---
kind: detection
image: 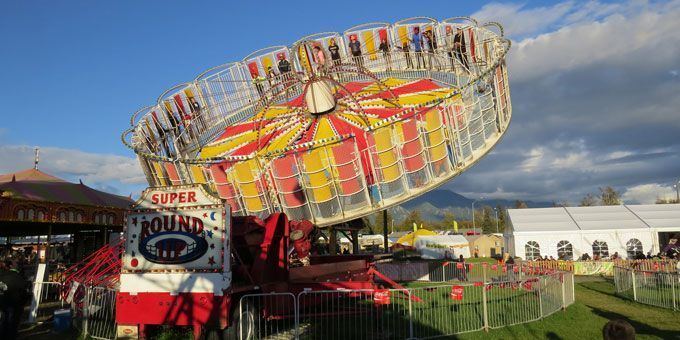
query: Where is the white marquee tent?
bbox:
[414,235,471,259]
[505,204,680,260]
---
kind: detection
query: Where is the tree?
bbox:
[579,193,597,206]
[480,206,494,234]
[599,186,621,205]
[496,204,506,232]
[400,210,424,231]
[440,212,458,231]
[514,200,528,209]
[374,210,393,233]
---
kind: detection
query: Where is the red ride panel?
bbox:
[116,292,231,328]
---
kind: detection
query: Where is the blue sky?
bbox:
[1,0,679,204]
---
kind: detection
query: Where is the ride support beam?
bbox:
[329,227,337,255]
[351,230,359,254]
[383,210,388,253]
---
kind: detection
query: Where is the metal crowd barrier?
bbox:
[614,266,679,311]
[239,270,575,339]
[26,282,117,340]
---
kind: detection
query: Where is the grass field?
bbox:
[457,277,680,340]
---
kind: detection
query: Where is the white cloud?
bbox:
[510,3,680,83]
[0,145,146,195]
[520,147,544,172]
[622,183,677,204]
[472,2,575,37]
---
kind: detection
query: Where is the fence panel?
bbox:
[614,266,679,311]
[540,274,564,317]
[239,292,297,340]
[409,284,484,338]
[84,286,117,340]
[486,278,541,328]
[297,289,411,340]
[634,271,677,310]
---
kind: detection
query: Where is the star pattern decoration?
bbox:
[203,213,208,218]
[206,230,213,239]
[210,244,215,249]
[208,256,215,266]
[132,217,138,226]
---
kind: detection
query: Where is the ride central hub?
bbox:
[304,79,337,116]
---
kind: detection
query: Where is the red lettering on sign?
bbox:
[192,217,204,234]
[150,191,199,205]
[140,220,150,239]
[179,215,191,232]
[150,217,162,233]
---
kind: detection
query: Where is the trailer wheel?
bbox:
[221,300,257,340]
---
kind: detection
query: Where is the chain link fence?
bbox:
[614,266,679,311]
[239,271,575,339]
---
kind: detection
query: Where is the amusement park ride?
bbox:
[71,16,514,338]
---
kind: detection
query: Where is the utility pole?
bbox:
[494,207,499,233]
[472,197,484,235]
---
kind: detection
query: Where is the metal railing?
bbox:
[239,270,574,339]
[27,282,117,340]
[614,266,680,311]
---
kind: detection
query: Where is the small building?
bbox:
[414,234,471,259]
[465,234,504,258]
[505,204,680,260]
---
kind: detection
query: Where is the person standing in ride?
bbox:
[453,28,469,71]
[401,40,413,69]
[328,38,341,66]
[424,29,436,70]
[411,26,424,69]
[313,45,326,75]
[277,54,292,81]
[349,34,364,68]
[378,36,391,71]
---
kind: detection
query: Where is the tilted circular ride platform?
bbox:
[123,17,512,227]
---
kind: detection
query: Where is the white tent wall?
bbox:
[506,204,680,260]
[510,231,579,260]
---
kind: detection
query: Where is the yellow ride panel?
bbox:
[151,162,168,186]
[301,147,334,203]
[361,30,378,61]
[372,127,401,183]
[423,109,448,163]
[233,159,265,212]
[190,165,207,183]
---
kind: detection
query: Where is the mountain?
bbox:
[387,189,553,223]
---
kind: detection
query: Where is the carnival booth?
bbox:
[414,234,470,259]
